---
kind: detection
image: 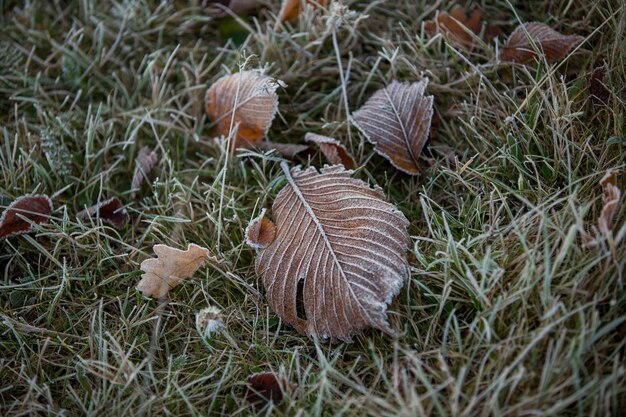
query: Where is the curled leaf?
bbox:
[501,22,583,64]
[195,305,224,338]
[131,146,158,198]
[352,80,434,175]
[305,132,355,169]
[244,372,288,409]
[0,195,53,240]
[247,163,410,342]
[424,5,498,50]
[245,209,277,249]
[254,141,310,158]
[137,243,215,299]
[77,198,128,229]
[206,71,280,148]
[204,0,258,17]
[278,0,332,23]
[598,170,621,236]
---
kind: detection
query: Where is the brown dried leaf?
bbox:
[351,80,434,175]
[246,209,277,249]
[247,162,410,342]
[305,132,355,169]
[137,243,215,298]
[131,147,158,198]
[254,141,310,158]
[501,22,583,64]
[424,5,496,50]
[278,0,332,23]
[244,372,288,409]
[204,0,258,17]
[206,71,280,148]
[598,170,621,236]
[0,195,53,240]
[77,198,128,229]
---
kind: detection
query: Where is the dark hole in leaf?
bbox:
[296,276,307,321]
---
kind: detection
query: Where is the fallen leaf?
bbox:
[247,162,410,342]
[501,22,583,64]
[278,0,332,23]
[195,305,224,338]
[598,170,621,237]
[351,80,434,175]
[244,372,288,408]
[424,5,499,50]
[305,132,355,169]
[246,208,277,249]
[137,243,215,298]
[0,195,53,240]
[204,0,258,17]
[77,198,128,229]
[131,146,158,198]
[206,71,280,148]
[254,141,310,157]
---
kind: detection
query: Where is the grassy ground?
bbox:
[1,0,625,415]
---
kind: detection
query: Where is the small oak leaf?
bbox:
[424,5,498,50]
[305,132,355,169]
[131,147,158,198]
[0,195,53,240]
[278,0,332,23]
[244,372,289,409]
[247,162,410,342]
[137,243,215,299]
[351,80,434,175]
[501,22,583,64]
[598,170,621,236]
[206,71,280,148]
[77,198,128,229]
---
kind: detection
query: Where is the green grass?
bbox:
[1,0,625,415]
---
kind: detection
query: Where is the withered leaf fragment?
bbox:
[278,0,332,23]
[501,22,583,64]
[598,170,621,236]
[131,147,158,198]
[247,163,410,342]
[77,198,128,229]
[137,243,215,299]
[244,372,288,409]
[352,80,434,175]
[245,209,277,249]
[206,71,280,148]
[424,5,499,50]
[204,0,258,17]
[254,141,310,158]
[305,132,355,169]
[0,195,53,240]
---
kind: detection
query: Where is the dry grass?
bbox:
[1,0,625,415]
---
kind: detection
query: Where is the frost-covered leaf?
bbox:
[131,146,158,198]
[254,141,310,157]
[204,0,258,17]
[598,170,621,236]
[245,208,277,249]
[247,162,410,342]
[244,372,289,409]
[195,305,224,338]
[305,132,355,169]
[351,80,434,175]
[77,198,128,229]
[0,195,53,240]
[137,243,215,298]
[501,22,583,64]
[278,0,332,22]
[424,4,499,50]
[205,71,280,148]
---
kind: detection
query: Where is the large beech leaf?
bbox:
[351,80,434,175]
[205,71,280,148]
[501,22,583,64]
[246,162,410,342]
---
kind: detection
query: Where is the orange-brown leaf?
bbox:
[501,22,583,64]
[424,5,482,50]
[137,243,215,299]
[0,195,53,240]
[305,132,355,169]
[77,198,128,229]
[351,80,434,175]
[205,71,279,148]
[245,209,276,249]
[278,0,332,23]
[598,170,621,236]
[247,163,410,342]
